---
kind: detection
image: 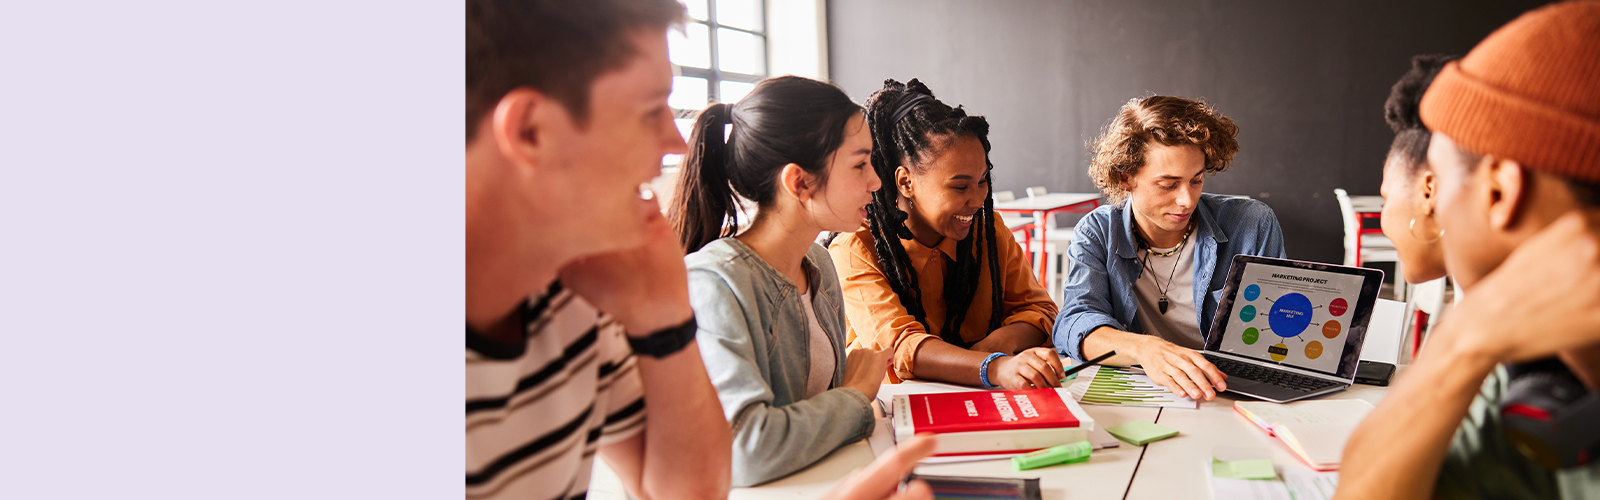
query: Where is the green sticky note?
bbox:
[1106,420,1179,445]
[1212,458,1277,480]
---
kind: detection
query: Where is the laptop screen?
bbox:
[1204,255,1384,379]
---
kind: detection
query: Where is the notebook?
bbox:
[1207,447,1340,500]
[1233,399,1375,471]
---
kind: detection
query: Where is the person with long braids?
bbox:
[830,79,1063,390]
[668,76,907,488]
[1054,96,1284,401]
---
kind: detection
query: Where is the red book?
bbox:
[892,388,1095,456]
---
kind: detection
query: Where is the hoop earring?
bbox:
[1410,218,1444,244]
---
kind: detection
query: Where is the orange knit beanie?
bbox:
[1420,0,1600,183]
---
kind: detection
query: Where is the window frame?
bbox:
[673,0,768,119]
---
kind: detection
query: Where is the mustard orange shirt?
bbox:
[828,215,1057,381]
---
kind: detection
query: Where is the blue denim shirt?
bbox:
[1053,193,1286,362]
[685,237,874,487]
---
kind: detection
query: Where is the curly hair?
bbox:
[1086,95,1240,204]
[1383,54,1459,176]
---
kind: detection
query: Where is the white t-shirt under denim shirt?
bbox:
[1133,232,1203,350]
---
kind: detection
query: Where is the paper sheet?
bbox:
[866,417,896,458]
[1359,298,1406,364]
[1281,465,1339,500]
[1211,476,1292,500]
[1208,447,1338,500]
[1209,448,1290,500]
[1067,365,1199,409]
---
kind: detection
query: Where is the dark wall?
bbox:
[827,0,1547,264]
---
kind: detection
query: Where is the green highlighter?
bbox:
[1106,420,1179,446]
[1011,441,1092,470]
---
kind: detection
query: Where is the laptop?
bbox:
[1200,255,1384,403]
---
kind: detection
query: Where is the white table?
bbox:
[1124,375,1395,499]
[729,403,1159,500]
[727,373,1396,500]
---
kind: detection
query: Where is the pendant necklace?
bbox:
[1137,222,1193,315]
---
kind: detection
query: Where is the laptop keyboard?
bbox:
[1203,354,1343,393]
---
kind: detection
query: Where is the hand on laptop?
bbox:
[1130,337,1227,400]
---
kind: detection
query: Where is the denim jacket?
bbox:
[685,237,874,487]
[1053,193,1286,362]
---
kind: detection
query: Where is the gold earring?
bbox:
[1409,218,1444,244]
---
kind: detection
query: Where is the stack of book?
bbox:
[891,388,1095,456]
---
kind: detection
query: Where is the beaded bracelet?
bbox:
[979,352,1009,389]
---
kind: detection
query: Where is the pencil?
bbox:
[1061,350,1117,379]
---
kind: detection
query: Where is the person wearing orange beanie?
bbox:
[1337,2,1600,499]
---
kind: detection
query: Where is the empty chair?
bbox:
[1025,186,1048,198]
[1335,188,1406,300]
[994,190,1017,203]
[1033,224,1075,303]
[1400,277,1450,362]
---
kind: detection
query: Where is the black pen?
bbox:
[1060,350,1117,381]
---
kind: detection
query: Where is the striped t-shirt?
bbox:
[466,282,647,500]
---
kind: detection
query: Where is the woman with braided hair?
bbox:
[829,79,1062,390]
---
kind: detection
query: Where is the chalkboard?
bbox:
[827,0,1546,264]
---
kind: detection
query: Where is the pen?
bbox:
[1060,350,1117,380]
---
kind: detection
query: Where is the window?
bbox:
[665,0,768,167]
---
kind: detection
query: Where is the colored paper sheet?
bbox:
[1066,366,1199,409]
[1105,420,1178,446]
[1213,458,1277,480]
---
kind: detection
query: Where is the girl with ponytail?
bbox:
[667,76,893,487]
[829,79,1062,390]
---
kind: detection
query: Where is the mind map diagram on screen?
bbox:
[1217,263,1366,374]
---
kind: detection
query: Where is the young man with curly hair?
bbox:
[1053,95,1285,401]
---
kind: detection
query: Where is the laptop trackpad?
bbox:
[1227,379,1301,402]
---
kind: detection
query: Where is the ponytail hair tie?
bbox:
[702,103,734,145]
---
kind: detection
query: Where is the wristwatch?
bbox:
[627,316,698,358]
